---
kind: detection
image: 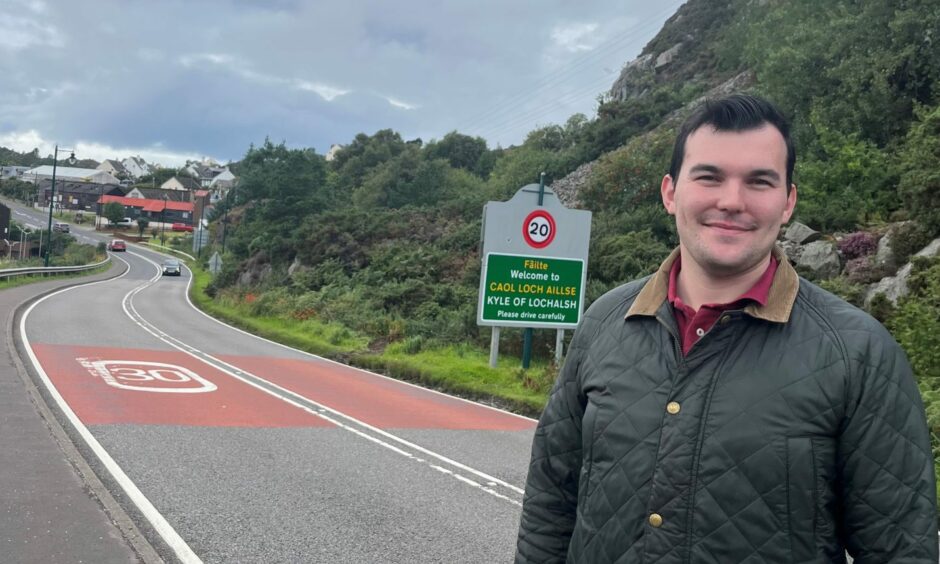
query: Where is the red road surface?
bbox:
[220,355,535,431]
[31,346,536,432]
[31,345,330,427]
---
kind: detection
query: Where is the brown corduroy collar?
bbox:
[625,245,799,323]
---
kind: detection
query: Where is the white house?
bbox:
[23,165,120,185]
[160,176,201,191]
[97,159,127,177]
[325,144,344,161]
[209,167,235,187]
[122,156,153,179]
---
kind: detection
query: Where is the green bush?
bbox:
[886,257,940,504]
[897,103,940,236]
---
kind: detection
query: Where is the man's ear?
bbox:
[661,174,677,215]
[782,182,797,223]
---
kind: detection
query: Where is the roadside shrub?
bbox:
[838,231,878,260]
[818,276,866,307]
[401,335,424,354]
[867,293,895,323]
[886,257,940,505]
[897,103,940,236]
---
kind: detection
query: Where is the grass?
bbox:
[188,265,552,417]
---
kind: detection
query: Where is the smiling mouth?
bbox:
[704,222,753,232]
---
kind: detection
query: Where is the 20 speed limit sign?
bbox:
[523,209,556,249]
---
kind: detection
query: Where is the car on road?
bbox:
[171,222,193,232]
[107,239,126,252]
[162,258,182,276]
[114,217,134,228]
[52,222,70,233]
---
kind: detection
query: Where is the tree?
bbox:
[104,202,125,226]
[424,131,488,172]
[136,218,150,237]
[137,168,187,187]
[898,103,940,236]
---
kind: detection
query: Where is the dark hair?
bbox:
[668,93,796,192]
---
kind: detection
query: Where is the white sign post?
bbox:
[478,180,591,367]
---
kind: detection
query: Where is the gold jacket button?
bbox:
[666,401,681,415]
[649,513,663,527]
[719,315,731,325]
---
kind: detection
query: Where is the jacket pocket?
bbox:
[786,436,838,563]
[787,437,816,561]
[580,396,600,500]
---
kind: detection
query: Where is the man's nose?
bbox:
[715,180,746,212]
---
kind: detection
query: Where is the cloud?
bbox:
[179,52,350,101]
[0,15,63,50]
[179,52,236,67]
[0,129,211,167]
[550,22,600,53]
[0,1,684,161]
[295,81,350,102]
[385,96,418,111]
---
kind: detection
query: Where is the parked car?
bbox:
[162,258,182,276]
[171,222,193,232]
[114,217,134,228]
[53,222,70,233]
[107,239,126,252]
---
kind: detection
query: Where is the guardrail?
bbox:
[0,257,111,280]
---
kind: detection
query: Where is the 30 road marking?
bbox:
[77,359,217,393]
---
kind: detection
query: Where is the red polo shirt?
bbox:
[668,255,778,356]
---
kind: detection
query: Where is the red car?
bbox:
[171,223,193,232]
[107,239,126,252]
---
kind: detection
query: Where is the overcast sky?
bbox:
[0,0,684,167]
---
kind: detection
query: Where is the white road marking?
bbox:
[18,262,204,564]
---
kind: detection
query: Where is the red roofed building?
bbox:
[98,194,195,225]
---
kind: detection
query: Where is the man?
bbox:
[516,94,937,563]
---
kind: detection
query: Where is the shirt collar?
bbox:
[627,245,798,323]
[667,254,778,310]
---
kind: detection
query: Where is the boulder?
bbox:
[873,221,911,272]
[778,239,803,265]
[797,240,841,280]
[655,44,683,69]
[288,257,307,277]
[784,222,821,244]
[550,160,595,208]
[865,236,940,306]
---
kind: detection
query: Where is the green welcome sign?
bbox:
[479,253,584,327]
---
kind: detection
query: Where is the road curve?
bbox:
[20,236,537,562]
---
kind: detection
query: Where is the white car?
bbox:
[115,217,134,228]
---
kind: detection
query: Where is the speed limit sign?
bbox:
[522,209,556,249]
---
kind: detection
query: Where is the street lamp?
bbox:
[44,145,76,266]
[161,194,168,246]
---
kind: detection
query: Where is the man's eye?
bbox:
[696,175,718,182]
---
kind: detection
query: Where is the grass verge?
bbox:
[0,262,111,291]
[188,265,551,417]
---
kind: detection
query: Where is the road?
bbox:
[8,200,537,563]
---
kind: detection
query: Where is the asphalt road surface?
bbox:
[13,202,537,563]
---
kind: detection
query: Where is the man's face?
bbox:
[661,124,797,278]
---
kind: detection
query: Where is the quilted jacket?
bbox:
[516,248,937,563]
